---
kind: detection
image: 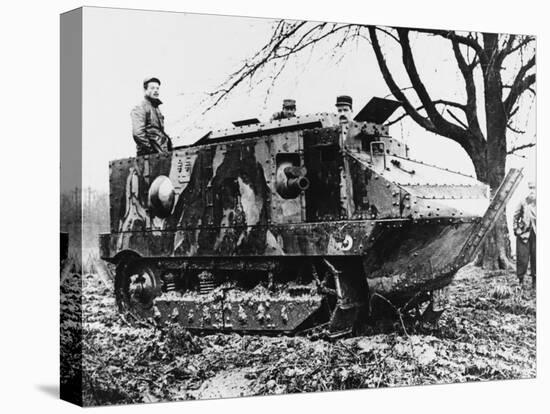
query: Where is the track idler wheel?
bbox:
[114,259,161,322]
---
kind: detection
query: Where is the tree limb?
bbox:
[498,35,535,62]
[446,109,469,129]
[504,58,536,116]
[506,123,526,134]
[497,34,516,63]
[451,38,483,139]
[507,142,536,154]
[385,99,466,126]
[410,28,486,62]
[376,26,400,43]
[368,26,435,132]
[274,24,355,59]
[397,28,470,144]
[204,22,359,112]
[204,21,308,111]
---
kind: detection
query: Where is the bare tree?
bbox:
[208,21,536,270]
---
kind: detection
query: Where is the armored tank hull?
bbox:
[100,105,521,334]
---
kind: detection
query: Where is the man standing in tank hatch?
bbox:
[270,99,297,121]
[513,181,536,288]
[335,95,353,124]
[131,76,173,156]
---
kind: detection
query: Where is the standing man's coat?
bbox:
[513,182,536,286]
[131,97,172,155]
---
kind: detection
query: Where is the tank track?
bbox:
[114,256,369,334]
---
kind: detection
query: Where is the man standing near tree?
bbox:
[513,181,536,288]
[131,76,173,156]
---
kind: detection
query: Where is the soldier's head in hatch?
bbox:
[143,76,161,100]
[282,99,297,118]
[336,95,353,123]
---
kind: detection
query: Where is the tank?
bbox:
[99,97,522,335]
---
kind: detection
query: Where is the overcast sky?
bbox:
[80,6,535,206]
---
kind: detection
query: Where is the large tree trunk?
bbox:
[474,38,514,270]
[474,134,514,270]
[473,143,514,270]
[475,215,514,270]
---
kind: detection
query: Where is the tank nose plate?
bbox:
[154,289,323,332]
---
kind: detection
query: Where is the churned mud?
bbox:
[63,264,535,406]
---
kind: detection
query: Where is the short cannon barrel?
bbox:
[275,162,310,199]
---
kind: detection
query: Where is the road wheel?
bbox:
[115,259,160,321]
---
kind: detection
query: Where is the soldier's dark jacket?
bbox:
[513,196,536,242]
[131,97,172,155]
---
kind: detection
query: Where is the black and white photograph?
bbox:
[56,3,538,409]
[0,0,550,414]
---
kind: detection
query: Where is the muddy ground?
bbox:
[63,265,536,406]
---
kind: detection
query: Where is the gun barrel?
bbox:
[287,176,310,192]
[276,162,309,199]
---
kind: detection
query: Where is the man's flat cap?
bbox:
[143,76,161,88]
[336,95,353,107]
[283,99,296,108]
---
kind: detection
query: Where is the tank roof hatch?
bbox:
[232,118,260,127]
[353,97,401,124]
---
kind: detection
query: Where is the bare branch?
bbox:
[203,21,357,112]
[498,34,517,62]
[376,27,400,43]
[383,86,414,99]
[451,38,483,138]
[278,22,327,53]
[275,24,353,59]
[446,109,469,129]
[203,21,308,111]
[504,54,536,116]
[506,123,526,134]
[385,99,466,126]
[368,26,435,132]
[397,28,470,142]
[507,142,536,154]
[410,28,486,61]
[499,35,535,61]
[385,112,409,127]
